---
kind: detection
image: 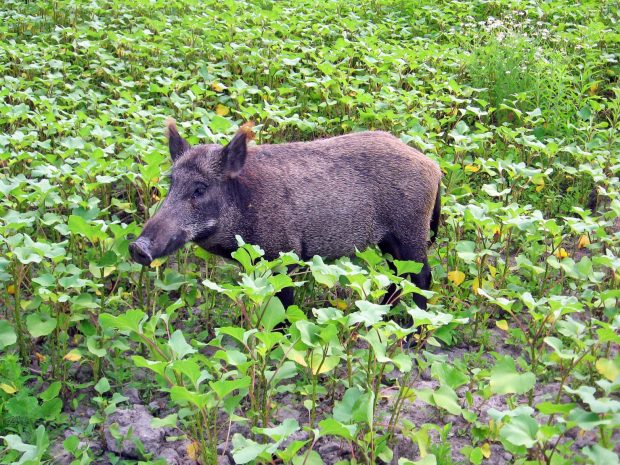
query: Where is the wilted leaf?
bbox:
[215,104,230,116]
[595,358,620,381]
[63,350,82,362]
[0,383,17,394]
[447,270,465,286]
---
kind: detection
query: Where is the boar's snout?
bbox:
[129,238,154,266]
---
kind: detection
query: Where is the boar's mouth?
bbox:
[129,231,188,266]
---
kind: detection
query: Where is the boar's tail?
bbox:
[429,181,441,245]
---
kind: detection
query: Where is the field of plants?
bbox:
[1,0,619,464]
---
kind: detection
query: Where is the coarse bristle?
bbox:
[165,117,177,137]
[239,121,256,140]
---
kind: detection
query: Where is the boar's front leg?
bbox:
[276,287,294,309]
[379,233,431,312]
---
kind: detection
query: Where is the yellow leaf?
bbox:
[596,358,620,382]
[472,278,484,295]
[286,348,308,368]
[215,104,230,116]
[186,441,200,460]
[481,443,491,459]
[496,320,508,331]
[310,355,340,375]
[488,264,497,278]
[447,270,465,286]
[335,299,348,311]
[35,352,46,362]
[429,293,440,305]
[577,235,590,249]
[464,164,480,173]
[589,82,599,96]
[150,258,166,268]
[7,284,15,295]
[64,350,81,362]
[532,177,545,192]
[0,383,17,394]
[555,248,568,259]
[211,82,224,92]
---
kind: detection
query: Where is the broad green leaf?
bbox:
[432,385,462,415]
[39,382,62,401]
[394,259,423,276]
[499,414,538,448]
[151,414,178,428]
[99,310,146,333]
[489,357,535,395]
[94,377,110,394]
[168,330,196,359]
[26,312,57,338]
[349,300,389,327]
[259,297,285,331]
[318,418,356,440]
[0,320,17,349]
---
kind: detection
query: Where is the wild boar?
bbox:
[130,120,442,310]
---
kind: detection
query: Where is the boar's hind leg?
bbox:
[379,234,431,311]
[276,287,294,310]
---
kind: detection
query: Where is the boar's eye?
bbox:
[192,184,207,199]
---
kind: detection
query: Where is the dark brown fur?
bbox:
[130,122,442,309]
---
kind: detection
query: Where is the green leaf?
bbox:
[0,320,17,349]
[86,336,107,357]
[293,450,324,465]
[209,115,233,133]
[231,434,270,464]
[63,435,80,453]
[170,360,202,386]
[170,386,209,409]
[432,385,462,415]
[254,418,300,441]
[431,362,469,389]
[499,414,538,448]
[6,394,39,420]
[40,398,63,419]
[583,445,619,465]
[151,414,178,428]
[39,381,62,401]
[394,259,423,276]
[349,300,389,327]
[26,312,57,338]
[260,297,285,331]
[99,310,146,333]
[489,357,535,395]
[94,377,110,394]
[168,330,196,360]
[210,376,251,400]
[67,215,106,242]
[132,356,168,377]
[399,455,437,465]
[318,418,356,440]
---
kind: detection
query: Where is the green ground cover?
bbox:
[0,1,619,464]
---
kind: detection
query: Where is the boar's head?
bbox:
[129,119,251,265]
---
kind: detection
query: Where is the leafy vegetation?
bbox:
[1,0,619,464]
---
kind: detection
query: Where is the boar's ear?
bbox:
[220,122,254,178]
[166,118,190,161]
